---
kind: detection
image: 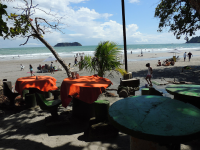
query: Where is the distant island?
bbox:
[186,36,200,43]
[54,42,82,47]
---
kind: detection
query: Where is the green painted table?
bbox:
[166,84,200,108]
[109,95,200,150]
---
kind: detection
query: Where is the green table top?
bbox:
[109,95,200,143]
[166,84,200,99]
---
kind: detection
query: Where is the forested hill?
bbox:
[54,42,82,47]
[186,36,200,43]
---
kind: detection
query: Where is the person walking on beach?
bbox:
[145,63,153,86]
[74,57,78,66]
[29,64,33,76]
[183,52,187,61]
[141,49,143,56]
[50,62,54,74]
[188,52,193,61]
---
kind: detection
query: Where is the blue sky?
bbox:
[0,0,196,48]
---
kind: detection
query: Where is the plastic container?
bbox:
[76,73,80,79]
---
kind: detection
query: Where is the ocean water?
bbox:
[1,43,200,61]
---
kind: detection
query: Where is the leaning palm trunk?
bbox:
[37,36,71,77]
[30,22,71,77]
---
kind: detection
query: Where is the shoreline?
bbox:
[0,48,199,62]
[1,44,200,61]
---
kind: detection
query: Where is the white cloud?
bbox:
[126,32,186,44]
[0,0,187,48]
[69,34,84,37]
[128,0,140,3]
[26,43,43,46]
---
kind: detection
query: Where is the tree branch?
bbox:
[19,35,32,46]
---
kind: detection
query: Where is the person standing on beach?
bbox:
[141,49,143,56]
[183,52,187,61]
[21,64,24,71]
[74,57,78,66]
[131,51,132,54]
[188,52,193,61]
[50,62,54,74]
[145,63,153,86]
[29,64,33,76]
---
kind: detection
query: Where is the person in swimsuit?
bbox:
[145,63,153,86]
[50,62,54,74]
[29,64,33,76]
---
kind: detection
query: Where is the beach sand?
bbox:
[1,50,200,88]
[1,50,200,149]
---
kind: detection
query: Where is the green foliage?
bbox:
[79,41,124,77]
[0,3,8,36]
[0,2,34,39]
[154,0,200,41]
[186,36,200,43]
[4,14,32,39]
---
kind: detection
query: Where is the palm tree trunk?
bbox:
[29,22,71,77]
[37,36,72,77]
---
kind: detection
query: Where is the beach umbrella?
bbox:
[43,56,57,62]
[168,49,181,56]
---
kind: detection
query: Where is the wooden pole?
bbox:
[121,0,128,72]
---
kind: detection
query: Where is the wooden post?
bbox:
[25,93,37,108]
[22,89,29,99]
[123,72,132,80]
[72,97,95,120]
[94,100,110,122]
[141,88,149,95]
[121,0,128,72]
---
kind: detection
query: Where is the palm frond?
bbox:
[80,41,124,77]
[115,68,127,76]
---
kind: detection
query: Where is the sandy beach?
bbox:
[1,49,200,88]
[1,50,200,150]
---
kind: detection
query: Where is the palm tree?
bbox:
[79,41,126,77]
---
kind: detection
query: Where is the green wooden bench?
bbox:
[25,93,37,108]
[94,100,110,122]
[35,93,61,118]
[166,84,200,108]
[142,87,163,96]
